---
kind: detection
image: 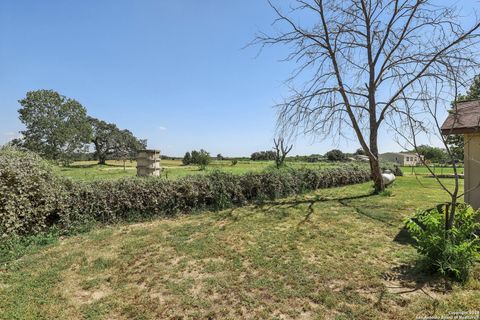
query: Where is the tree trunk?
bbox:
[370,157,385,193]
[92,139,105,165]
[368,135,385,193]
[446,161,460,231]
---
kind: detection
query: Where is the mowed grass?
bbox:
[1,176,478,320]
[54,159,336,181]
[400,165,464,176]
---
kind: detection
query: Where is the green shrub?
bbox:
[0,146,66,237]
[405,203,480,282]
[325,149,346,162]
[62,165,370,223]
[0,147,372,237]
[182,152,192,165]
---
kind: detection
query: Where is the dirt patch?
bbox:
[73,284,112,304]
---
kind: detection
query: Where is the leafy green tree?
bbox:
[458,75,480,101]
[191,150,200,164]
[325,149,346,162]
[217,153,224,160]
[446,135,464,162]
[89,117,119,165]
[186,149,211,169]
[18,90,92,164]
[89,117,145,165]
[112,129,147,168]
[250,150,276,161]
[195,149,211,170]
[413,145,447,163]
[354,148,365,156]
[182,152,192,165]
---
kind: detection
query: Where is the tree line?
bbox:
[13,89,146,165]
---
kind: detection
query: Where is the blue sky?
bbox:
[0,0,477,156]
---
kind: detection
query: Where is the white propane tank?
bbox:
[382,169,396,186]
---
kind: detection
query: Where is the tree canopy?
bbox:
[89,117,146,164]
[412,145,447,164]
[183,149,211,169]
[18,90,92,164]
[251,150,276,161]
[16,90,146,165]
[325,149,346,162]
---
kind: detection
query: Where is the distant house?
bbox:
[380,152,423,166]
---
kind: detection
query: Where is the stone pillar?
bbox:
[136,149,161,177]
[464,133,480,209]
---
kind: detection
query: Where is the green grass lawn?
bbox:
[54,159,337,181]
[58,159,461,183]
[1,176,477,320]
[400,165,464,176]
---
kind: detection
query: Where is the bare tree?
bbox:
[254,0,480,192]
[273,137,293,168]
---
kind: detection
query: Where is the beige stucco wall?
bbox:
[380,153,422,166]
[380,153,403,165]
[464,133,480,210]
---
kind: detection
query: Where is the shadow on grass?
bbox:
[393,227,415,245]
[62,163,98,169]
[381,263,452,299]
[62,162,135,169]
[252,192,384,225]
[337,196,398,227]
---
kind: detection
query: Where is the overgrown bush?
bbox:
[405,204,480,282]
[0,146,65,237]
[62,165,371,225]
[0,147,372,237]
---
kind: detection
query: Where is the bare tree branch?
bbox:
[254,0,480,192]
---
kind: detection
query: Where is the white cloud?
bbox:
[157,126,167,131]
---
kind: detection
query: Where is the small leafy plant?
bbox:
[405,203,480,282]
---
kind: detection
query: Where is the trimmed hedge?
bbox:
[2,147,395,237]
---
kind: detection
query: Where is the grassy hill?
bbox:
[0,175,477,320]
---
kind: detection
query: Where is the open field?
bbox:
[54,159,337,181]
[56,160,465,182]
[400,165,464,176]
[1,175,477,320]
